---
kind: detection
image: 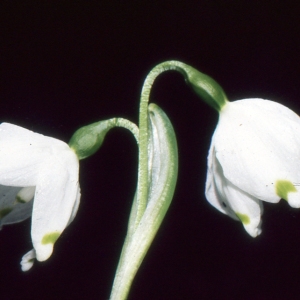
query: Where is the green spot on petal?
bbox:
[0,207,13,219]
[276,180,297,201]
[41,232,61,245]
[235,212,250,225]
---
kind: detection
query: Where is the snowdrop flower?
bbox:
[0,123,80,270]
[206,98,300,237]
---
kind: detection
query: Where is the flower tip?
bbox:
[286,193,300,208]
[239,222,262,238]
[275,180,300,208]
[235,212,262,237]
[35,244,54,262]
[245,226,262,238]
[20,249,36,272]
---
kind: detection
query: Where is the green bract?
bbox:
[110,103,178,300]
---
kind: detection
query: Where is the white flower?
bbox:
[0,123,80,270]
[205,99,300,237]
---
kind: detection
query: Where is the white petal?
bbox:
[20,249,36,271]
[0,123,69,187]
[67,185,81,226]
[31,147,80,262]
[214,99,300,205]
[205,142,238,220]
[217,171,263,238]
[0,185,33,227]
[206,143,263,237]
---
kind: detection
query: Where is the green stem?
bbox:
[136,59,227,223]
[111,118,139,144]
[136,64,172,227]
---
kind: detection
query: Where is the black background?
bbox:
[1,1,300,299]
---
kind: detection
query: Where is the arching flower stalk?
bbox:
[141,60,300,238]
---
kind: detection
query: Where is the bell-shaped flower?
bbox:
[0,122,80,270]
[206,98,300,237]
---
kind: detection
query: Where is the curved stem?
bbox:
[136,59,227,223]
[69,118,139,160]
[136,63,174,227]
[110,118,139,144]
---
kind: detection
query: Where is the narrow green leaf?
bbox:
[110,103,178,300]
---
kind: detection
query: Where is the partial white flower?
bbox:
[0,123,80,270]
[205,99,300,237]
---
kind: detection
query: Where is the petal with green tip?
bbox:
[0,123,81,265]
[214,99,300,204]
[206,144,262,237]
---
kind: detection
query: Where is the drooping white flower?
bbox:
[0,123,80,270]
[205,98,300,237]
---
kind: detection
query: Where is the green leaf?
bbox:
[110,103,178,300]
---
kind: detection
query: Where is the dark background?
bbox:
[1,1,300,299]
